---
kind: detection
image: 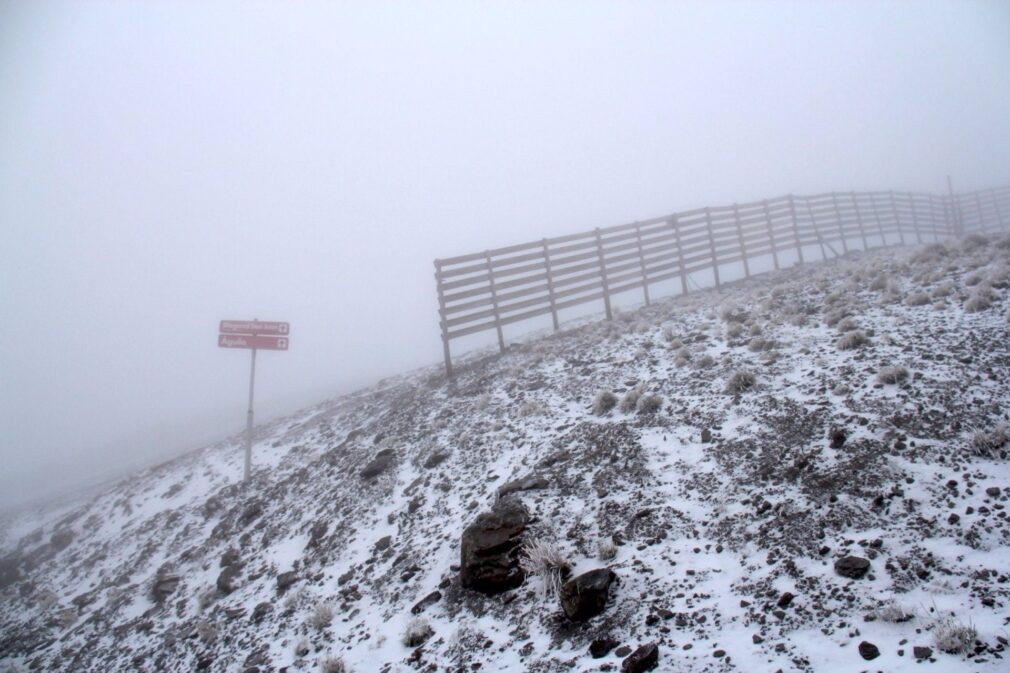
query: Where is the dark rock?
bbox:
[497,474,549,498]
[217,566,240,594]
[985,486,1001,498]
[834,556,871,579]
[151,574,180,602]
[50,530,74,552]
[0,556,21,590]
[713,649,725,658]
[251,602,272,623]
[752,634,764,644]
[240,502,263,525]
[276,571,298,593]
[560,568,616,621]
[361,449,397,478]
[221,548,241,568]
[829,427,847,449]
[411,590,442,614]
[621,642,659,672]
[459,497,529,594]
[375,535,392,552]
[777,591,795,608]
[423,451,450,469]
[590,637,620,658]
[913,645,933,659]
[701,428,712,443]
[858,641,880,660]
[403,620,433,647]
[614,646,632,657]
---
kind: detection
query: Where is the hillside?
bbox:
[2,235,1010,673]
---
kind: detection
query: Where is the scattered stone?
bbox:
[834,556,871,579]
[614,645,632,657]
[829,426,847,449]
[701,428,712,443]
[410,590,442,615]
[251,602,272,623]
[559,568,616,621]
[621,642,659,672]
[858,641,880,660]
[590,637,619,658]
[913,646,933,659]
[150,574,180,603]
[220,548,241,568]
[375,536,392,552]
[276,571,298,593]
[361,449,397,479]
[423,451,449,469]
[777,591,795,608]
[496,474,549,498]
[459,497,528,594]
[217,566,240,594]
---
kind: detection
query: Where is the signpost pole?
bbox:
[244,347,257,482]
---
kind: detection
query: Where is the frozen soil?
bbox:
[2,234,1010,673]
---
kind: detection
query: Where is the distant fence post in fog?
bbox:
[434,182,1010,378]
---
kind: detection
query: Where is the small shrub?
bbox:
[319,656,350,673]
[195,620,217,645]
[971,424,1009,457]
[835,317,859,333]
[964,272,983,287]
[869,274,890,291]
[719,302,743,322]
[931,282,953,298]
[725,322,744,339]
[910,243,948,263]
[964,293,991,313]
[636,394,662,414]
[877,365,909,385]
[961,233,989,252]
[931,614,977,654]
[748,337,776,352]
[597,539,617,561]
[836,330,869,351]
[518,399,544,417]
[870,599,914,623]
[519,538,570,598]
[667,336,684,349]
[832,383,850,396]
[592,391,617,415]
[749,323,762,336]
[788,313,808,327]
[725,369,756,394]
[619,386,642,413]
[294,639,310,657]
[824,308,851,328]
[674,346,691,367]
[402,617,434,647]
[905,292,930,306]
[308,601,335,630]
[695,354,715,369]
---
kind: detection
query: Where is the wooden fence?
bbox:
[434,183,1010,377]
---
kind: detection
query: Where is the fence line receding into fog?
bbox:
[434,183,1010,377]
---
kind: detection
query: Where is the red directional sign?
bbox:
[218,334,289,350]
[219,320,290,335]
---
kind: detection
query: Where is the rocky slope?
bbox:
[2,234,1010,673]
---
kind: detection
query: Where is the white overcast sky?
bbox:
[2,1,1009,510]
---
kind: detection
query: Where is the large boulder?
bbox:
[150,574,180,603]
[559,568,616,621]
[497,474,548,498]
[460,497,529,594]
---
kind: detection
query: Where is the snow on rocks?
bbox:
[2,234,1010,672]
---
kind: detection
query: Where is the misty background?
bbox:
[1,1,1009,511]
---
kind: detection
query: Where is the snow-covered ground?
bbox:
[2,234,1010,673]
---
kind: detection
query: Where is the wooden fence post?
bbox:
[870,192,886,246]
[831,192,848,254]
[930,193,942,242]
[733,203,750,277]
[434,260,453,378]
[542,238,559,331]
[993,189,1005,230]
[804,196,827,260]
[889,190,904,245]
[485,251,505,352]
[672,214,688,295]
[634,222,651,306]
[975,191,985,231]
[788,194,804,265]
[595,228,613,320]
[763,199,779,270]
[705,207,720,287]
[852,191,869,250]
[909,192,922,244]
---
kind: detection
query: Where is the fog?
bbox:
[1,0,1008,511]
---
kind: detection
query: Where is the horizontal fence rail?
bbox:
[435,183,1010,377]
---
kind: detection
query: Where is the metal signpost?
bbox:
[218,319,290,481]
